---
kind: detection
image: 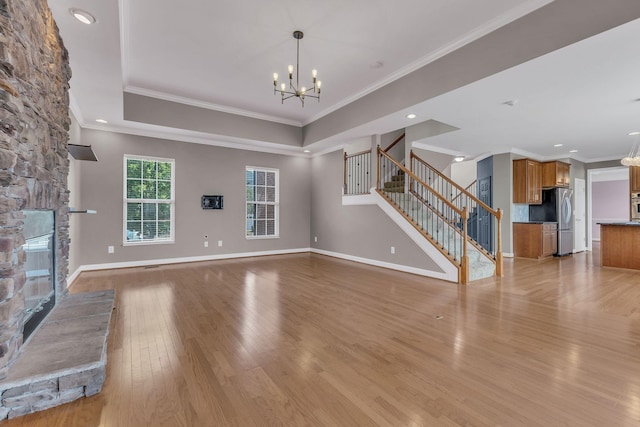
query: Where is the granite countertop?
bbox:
[513,221,558,224]
[598,222,640,226]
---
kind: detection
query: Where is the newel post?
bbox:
[496,208,504,277]
[461,206,470,285]
[343,151,348,194]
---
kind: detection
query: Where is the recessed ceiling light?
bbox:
[69,8,96,25]
[95,119,108,124]
[303,149,311,153]
[629,131,640,136]
[454,156,465,162]
[406,113,416,119]
[569,149,578,153]
[554,144,563,147]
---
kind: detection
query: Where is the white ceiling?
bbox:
[47,0,640,163]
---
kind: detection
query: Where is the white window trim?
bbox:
[123,154,176,246]
[245,166,280,240]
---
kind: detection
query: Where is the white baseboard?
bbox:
[68,247,457,285]
[503,252,515,258]
[72,248,312,275]
[311,248,456,282]
[66,268,83,287]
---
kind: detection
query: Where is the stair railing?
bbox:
[410,151,503,276]
[377,147,470,284]
[343,149,372,195]
[383,132,405,153]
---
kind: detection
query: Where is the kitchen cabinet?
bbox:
[513,222,558,259]
[513,159,542,204]
[630,166,640,192]
[542,161,571,188]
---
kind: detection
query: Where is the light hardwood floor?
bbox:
[5,248,640,426]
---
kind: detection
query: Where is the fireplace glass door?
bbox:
[22,210,55,340]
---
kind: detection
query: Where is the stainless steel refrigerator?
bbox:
[529,188,573,256]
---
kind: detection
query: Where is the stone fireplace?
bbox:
[0,0,72,379]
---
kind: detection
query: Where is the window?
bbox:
[123,155,175,244]
[246,167,279,238]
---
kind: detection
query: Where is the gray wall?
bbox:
[311,150,443,272]
[73,129,311,267]
[492,153,513,254]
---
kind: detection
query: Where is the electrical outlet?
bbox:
[204,241,208,248]
[390,246,395,254]
[314,236,318,243]
[108,246,114,254]
[218,240,223,247]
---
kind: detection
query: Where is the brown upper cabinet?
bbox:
[513,159,542,204]
[542,161,571,188]
[630,166,640,192]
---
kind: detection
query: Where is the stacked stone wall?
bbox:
[0,0,71,379]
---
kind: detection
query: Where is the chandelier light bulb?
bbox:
[312,69,317,78]
[273,73,278,81]
[280,83,285,93]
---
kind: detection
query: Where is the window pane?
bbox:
[143,161,157,180]
[143,203,157,221]
[256,171,265,186]
[157,221,171,238]
[266,220,275,236]
[256,220,266,236]
[127,180,142,199]
[266,205,274,219]
[256,186,265,202]
[256,204,266,219]
[266,172,275,186]
[158,181,171,199]
[246,215,255,236]
[126,222,142,240]
[266,187,275,202]
[158,203,171,220]
[246,170,255,185]
[127,203,142,221]
[143,180,157,199]
[246,186,255,202]
[158,162,172,180]
[142,222,157,240]
[127,159,142,179]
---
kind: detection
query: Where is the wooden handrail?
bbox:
[452,180,477,204]
[345,149,372,159]
[383,133,405,153]
[411,151,499,217]
[379,147,465,217]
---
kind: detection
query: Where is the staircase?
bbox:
[382,171,405,193]
[377,146,503,284]
[382,192,496,281]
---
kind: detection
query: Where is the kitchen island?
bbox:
[600,223,640,269]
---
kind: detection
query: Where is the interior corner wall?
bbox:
[74,129,311,267]
[67,115,82,276]
[491,153,513,255]
[310,149,444,274]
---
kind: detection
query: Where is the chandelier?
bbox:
[273,31,321,107]
[621,131,640,166]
